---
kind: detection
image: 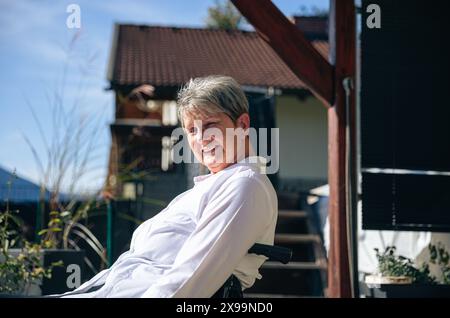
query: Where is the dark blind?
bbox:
[361,0,450,231]
[362,173,450,231]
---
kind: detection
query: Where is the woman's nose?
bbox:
[194,129,203,142]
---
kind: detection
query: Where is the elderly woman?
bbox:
[59,75,278,298]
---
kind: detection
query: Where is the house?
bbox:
[105,16,330,220]
[0,166,49,202]
[0,166,53,241]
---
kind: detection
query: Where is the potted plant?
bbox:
[0,173,103,296]
[15,34,111,295]
[0,183,62,297]
[36,209,90,296]
[364,245,450,298]
[428,242,450,284]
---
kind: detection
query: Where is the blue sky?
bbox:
[0,0,328,193]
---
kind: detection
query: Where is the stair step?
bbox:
[277,192,301,210]
[262,261,327,270]
[275,215,308,234]
[278,210,308,218]
[275,233,321,244]
[245,266,325,296]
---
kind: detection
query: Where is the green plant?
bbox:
[0,173,62,295]
[0,241,61,294]
[374,244,450,285]
[20,33,163,277]
[37,199,109,274]
[374,246,436,284]
[428,242,450,284]
[21,33,110,274]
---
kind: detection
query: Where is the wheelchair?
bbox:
[212,244,292,298]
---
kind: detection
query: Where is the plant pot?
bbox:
[41,249,85,295]
[365,274,413,285]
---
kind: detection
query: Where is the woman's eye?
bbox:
[204,122,216,128]
[187,122,217,134]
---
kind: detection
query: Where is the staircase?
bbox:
[244,193,328,298]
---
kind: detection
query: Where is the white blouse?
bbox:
[60,156,278,298]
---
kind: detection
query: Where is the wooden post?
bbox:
[327,0,355,298]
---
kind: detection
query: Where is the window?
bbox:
[162,101,178,126]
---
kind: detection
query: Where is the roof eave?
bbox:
[106,23,120,85]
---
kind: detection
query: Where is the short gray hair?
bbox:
[177,75,249,127]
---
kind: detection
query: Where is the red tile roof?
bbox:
[109,25,329,90]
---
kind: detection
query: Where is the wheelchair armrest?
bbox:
[214,244,292,298]
[248,243,292,264]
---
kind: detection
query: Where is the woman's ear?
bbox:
[236,113,250,130]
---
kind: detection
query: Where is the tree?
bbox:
[206,0,243,30]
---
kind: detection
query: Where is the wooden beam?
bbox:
[231,0,334,107]
[327,0,355,298]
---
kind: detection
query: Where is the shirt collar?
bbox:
[192,156,267,184]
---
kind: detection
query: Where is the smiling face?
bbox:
[183,110,250,174]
